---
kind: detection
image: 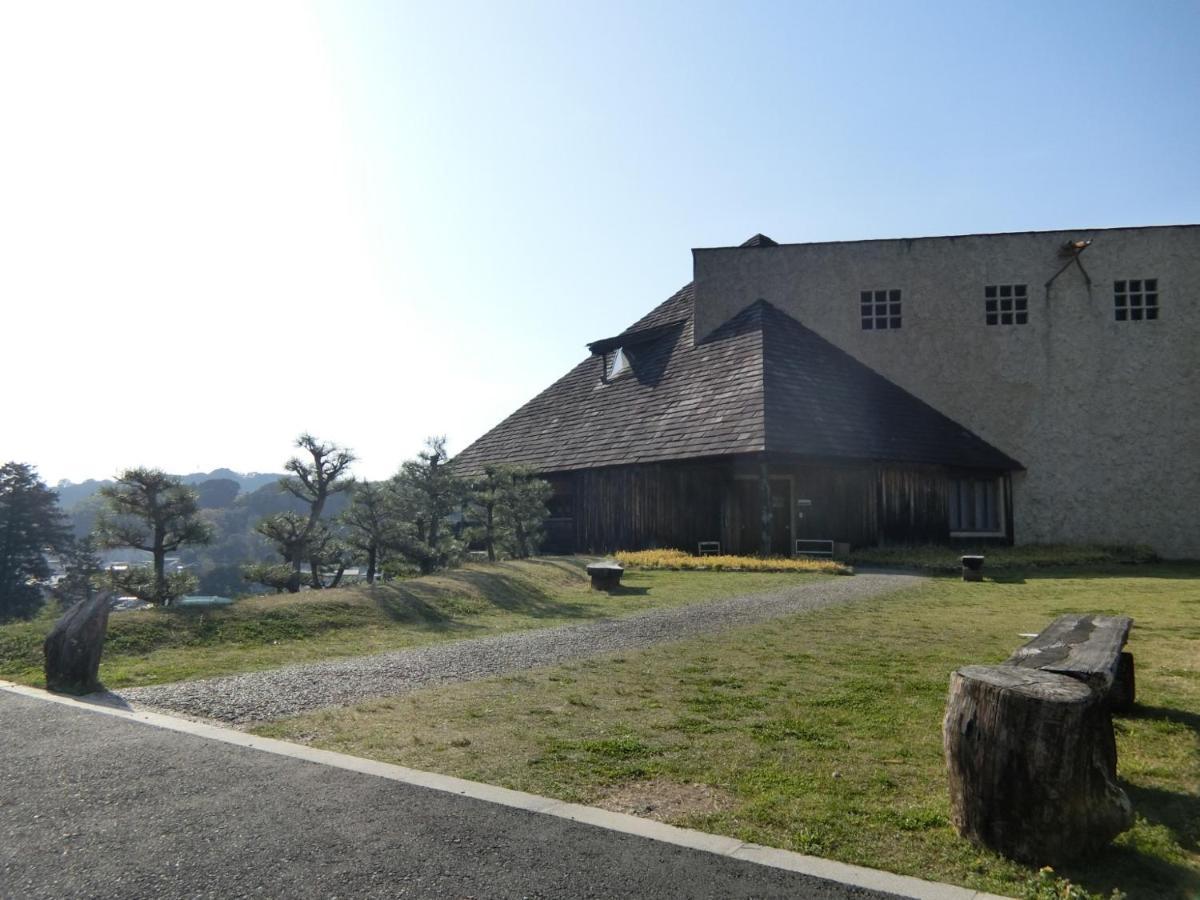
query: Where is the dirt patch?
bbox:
[595,777,737,823]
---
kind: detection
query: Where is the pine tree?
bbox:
[392,437,465,574]
[496,467,552,559]
[96,468,212,605]
[0,462,70,620]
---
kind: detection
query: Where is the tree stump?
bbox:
[44,592,110,695]
[943,665,1132,864]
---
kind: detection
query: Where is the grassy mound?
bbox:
[0,558,827,688]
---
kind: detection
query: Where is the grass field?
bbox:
[255,564,1200,899]
[0,559,826,688]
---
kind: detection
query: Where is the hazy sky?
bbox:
[2,1,1197,484]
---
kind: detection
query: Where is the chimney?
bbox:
[691,233,778,345]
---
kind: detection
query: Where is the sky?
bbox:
[2,1,1198,485]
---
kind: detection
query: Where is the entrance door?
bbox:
[734,477,793,555]
[769,478,792,555]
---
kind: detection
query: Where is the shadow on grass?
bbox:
[368,566,595,625]
[1056,840,1200,900]
[1047,703,1200,896]
[602,585,650,597]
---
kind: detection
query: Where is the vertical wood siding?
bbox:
[547,459,1003,553]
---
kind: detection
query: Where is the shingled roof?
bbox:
[453,286,1022,475]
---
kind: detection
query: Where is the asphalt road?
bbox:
[0,691,900,900]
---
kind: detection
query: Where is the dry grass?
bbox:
[257,564,1200,899]
[616,548,848,575]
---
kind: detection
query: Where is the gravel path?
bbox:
[118,572,924,724]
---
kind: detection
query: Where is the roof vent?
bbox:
[739,233,778,248]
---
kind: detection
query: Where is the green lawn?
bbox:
[0,559,826,688]
[255,564,1200,899]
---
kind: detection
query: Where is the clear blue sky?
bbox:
[3,1,1197,483]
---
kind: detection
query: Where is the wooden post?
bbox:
[943,665,1132,863]
[759,462,772,557]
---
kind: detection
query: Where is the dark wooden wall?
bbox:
[545,458,1009,554]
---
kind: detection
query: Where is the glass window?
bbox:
[1114,279,1158,322]
[949,478,1002,533]
[984,285,1028,326]
[861,289,902,330]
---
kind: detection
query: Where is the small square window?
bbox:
[984,284,1028,326]
[860,288,902,330]
[1114,279,1159,323]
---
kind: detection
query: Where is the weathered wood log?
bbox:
[1111,651,1136,713]
[1004,614,1133,698]
[43,592,110,695]
[944,665,1132,864]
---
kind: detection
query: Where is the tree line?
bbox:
[0,436,551,619]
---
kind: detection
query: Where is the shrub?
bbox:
[614,548,848,575]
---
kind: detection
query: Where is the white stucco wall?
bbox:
[693,226,1200,558]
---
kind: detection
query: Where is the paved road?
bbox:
[0,691,901,899]
[120,572,924,724]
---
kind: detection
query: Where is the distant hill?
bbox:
[54,469,287,509]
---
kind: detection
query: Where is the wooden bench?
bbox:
[943,613,1136,863]
[697,541,721,556]
[794,539,834,559]
[1003,613,1135,710]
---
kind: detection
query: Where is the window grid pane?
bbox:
[861,288,902,330]
[984,285,1028,326]
[1115,279,1159,323]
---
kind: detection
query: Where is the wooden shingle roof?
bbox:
[453,287,1021,475]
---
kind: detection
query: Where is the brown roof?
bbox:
[454,286,1022,475]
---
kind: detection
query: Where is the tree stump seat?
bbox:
[586,561,624,590]
[943,613,1136,864]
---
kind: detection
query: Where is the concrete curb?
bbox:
[2,680,1010,900]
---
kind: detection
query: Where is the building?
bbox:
[455,225,1199,559]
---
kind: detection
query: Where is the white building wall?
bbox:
[693,226,1200,558]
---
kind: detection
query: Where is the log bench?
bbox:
[943,613,1136,864]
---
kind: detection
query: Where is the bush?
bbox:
[614,548,848,575]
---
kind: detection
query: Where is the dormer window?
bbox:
[587,317,686,386]
[607,347,631,381]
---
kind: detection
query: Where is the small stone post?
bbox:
[44,591,110,695]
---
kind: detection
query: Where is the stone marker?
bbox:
[44,592,111,695]
[586,561,624,590]
[960,554,984,582]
